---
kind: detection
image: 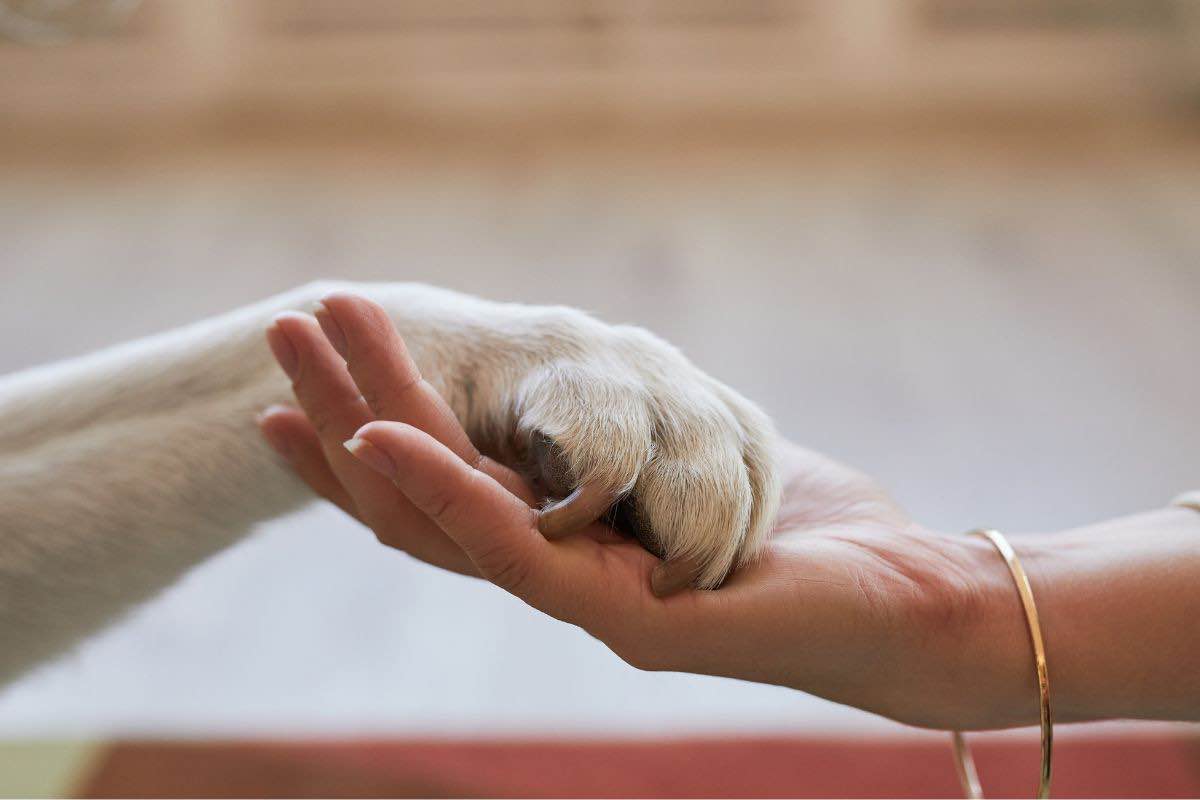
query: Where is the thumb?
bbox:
[345,421,555,599]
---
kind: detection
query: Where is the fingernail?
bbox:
[257,403,293,420]
[651,557,701,598]
[313,302,348,358]
[258,417,292,460]
[266,321,299,379]
[345,437,396,477]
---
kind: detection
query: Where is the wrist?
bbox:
[939,531,1044,730]
[952,526,1119,729]
[864,528,1040,731]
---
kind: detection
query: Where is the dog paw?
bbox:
[463,310,781,590]
[339,282,782,590]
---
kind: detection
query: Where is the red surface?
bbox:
[79,732,1200,798]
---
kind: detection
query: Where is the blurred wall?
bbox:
[3,0,1199,131]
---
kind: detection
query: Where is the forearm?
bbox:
[0,288,315,682]
[0,278,605,684]
[1024,506,1200,723]
[962,506,1200,729]
[0,387,305,682]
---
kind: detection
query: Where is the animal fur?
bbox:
[0,282,779,685]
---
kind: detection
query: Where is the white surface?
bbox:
[0,134,1197,736]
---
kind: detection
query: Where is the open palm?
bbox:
[261,294,1019,731]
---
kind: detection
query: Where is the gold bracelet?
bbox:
[1172,491,1200,514]
[951,529,1053,799]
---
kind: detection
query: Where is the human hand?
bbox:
[343,420,1036,730]
[259,293,1034,730]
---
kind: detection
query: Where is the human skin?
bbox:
[260,294,1200,730]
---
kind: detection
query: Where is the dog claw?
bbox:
[650,555,704,597]
[538,481,618,540]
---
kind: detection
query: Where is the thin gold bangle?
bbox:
[951,528,1053,799]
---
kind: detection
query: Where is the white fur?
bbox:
[0,282,779,686]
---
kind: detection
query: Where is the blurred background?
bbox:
[1,0,1199,796]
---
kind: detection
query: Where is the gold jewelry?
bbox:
[952,529,1053,799]
[1172,491,1200,514]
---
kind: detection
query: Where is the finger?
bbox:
[539,482,619,540]
[257,404,360,520]
[315,293,474,457]
[315,292,534,503]
[268,313,473,573]
[347,421,567,603]
[268,312,374,446]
